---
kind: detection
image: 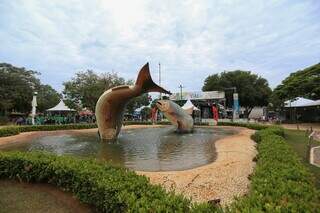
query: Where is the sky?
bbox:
[0,0,319,93]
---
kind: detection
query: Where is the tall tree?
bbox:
[63,70,150,112]
[0,63,60,115]
[36,84,61,112]
[272,63,320,106]
[202,70,272,117]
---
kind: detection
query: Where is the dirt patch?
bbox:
[138,127,256,206]
[0,180,93,213]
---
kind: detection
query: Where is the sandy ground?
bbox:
[0,125,256,206]
[138,127,256,205]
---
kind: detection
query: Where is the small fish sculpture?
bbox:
[156,100,194,133]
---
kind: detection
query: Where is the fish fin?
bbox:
[135,63,171,94]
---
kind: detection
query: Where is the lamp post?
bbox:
[159,63,162,99]
[179,84,184,100]
[31,91,38,125]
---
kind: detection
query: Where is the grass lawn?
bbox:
[0,180,92,213]
[284,129,320,188]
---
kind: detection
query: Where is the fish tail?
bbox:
[135,63,171,95]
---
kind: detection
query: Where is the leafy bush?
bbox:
[0,126,20,137]
[0,121,174,138]
[217,121,270,130]
[0,151,217,212]
[229,126,320,212]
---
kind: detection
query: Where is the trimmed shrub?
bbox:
[0,126,20,137]
[229,126,320,212]
[0,121,172,138]
[217,121,270,130]
[0,151,216,212]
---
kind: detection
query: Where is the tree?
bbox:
[0,63,60,115]
[272,63,320,107]
[36,84,61,112]
[63,70,105,111]
[202,70,272,117]
[126,94,150,114]
[63,70,150,112]
[140,106,151,120]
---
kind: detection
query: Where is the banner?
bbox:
[170,91,225,100]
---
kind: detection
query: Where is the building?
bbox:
[283,97,320,122]
[169,91,226,119]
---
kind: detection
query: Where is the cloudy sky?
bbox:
[0,0,319,93]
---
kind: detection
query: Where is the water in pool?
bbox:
[0,127,236,171]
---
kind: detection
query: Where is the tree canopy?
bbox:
[272,63,320,107]
[63,70,150,113]
[202,70,272,116]
[0,63,60,115]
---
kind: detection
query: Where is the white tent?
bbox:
[134,106,148,113]
[284,97,316,108]
[304,99,320,107]
[182,98,200,114]
[46,100,76,111]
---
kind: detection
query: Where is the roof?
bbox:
[46,100,76,111]
[284,97,320,107]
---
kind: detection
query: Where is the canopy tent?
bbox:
[182,98,200,111]
[46,100,76,112]
[134,106,148,113]
[284,97,317,108]
[304,99,320,107]
[283,97,320,122]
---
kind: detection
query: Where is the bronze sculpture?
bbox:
[95,63,171,140]
[156,100,194,133]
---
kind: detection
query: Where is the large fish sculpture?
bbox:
[95,63,171,140]
[156,100,194,133]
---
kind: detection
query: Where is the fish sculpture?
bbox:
[95,63,171,140]
[156,100,194,133]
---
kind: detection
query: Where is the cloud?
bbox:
[0,0,319,93]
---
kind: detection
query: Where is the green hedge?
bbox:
[0,124,97,137]
[0,151,217,212]
[0,121,173,138]
[217,121,270,130]
[229,125,320,212]
[0,126,21,137]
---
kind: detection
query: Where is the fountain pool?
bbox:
[0,126,236,172]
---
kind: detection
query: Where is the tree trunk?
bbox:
[244,107,253,118]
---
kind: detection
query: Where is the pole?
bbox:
[179,84,183,100]
[31,91,38,125]
[159,63,161,100]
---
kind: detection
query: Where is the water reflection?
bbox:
[1,127,236,171]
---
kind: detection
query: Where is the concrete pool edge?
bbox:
[138,127,256,206]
